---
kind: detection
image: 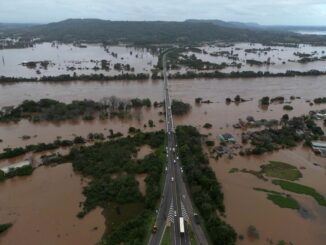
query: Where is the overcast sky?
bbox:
[0,0,325,25]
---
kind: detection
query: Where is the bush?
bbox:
[203,123,212,129]
[195,97,202,104]
[260,96,270,105]
[205,141,215,147]
[0,223,12,234]
[171,100,191,115]
[283,105,293,111]
[247,225,259,239]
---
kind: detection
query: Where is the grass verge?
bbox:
[161,225,171,245]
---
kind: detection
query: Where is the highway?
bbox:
[148,52,209,245]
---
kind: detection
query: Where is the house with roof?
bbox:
[219,133,236,143]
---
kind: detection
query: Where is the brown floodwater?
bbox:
[0,163,105,245]
[184,43,326,73]
[0,43,157,78]
[1,75,326,244]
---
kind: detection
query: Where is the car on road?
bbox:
[152,225,158,233]
[193,213,200,224]
[171,177,174,181]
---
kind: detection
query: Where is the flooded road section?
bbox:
[0,76,326,244]
[0,163,105,245]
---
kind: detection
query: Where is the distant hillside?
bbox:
[4,19,326,45]
[186,19,326,32]
[186,19,262,30]
[0,23,38,32]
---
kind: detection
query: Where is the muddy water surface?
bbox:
[0,43,157,77]
[1,75,326,244]
[0,163,105,245]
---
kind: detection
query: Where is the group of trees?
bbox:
[0,137,88,161]
[65,130,165,244]
[161,69,326,80]
[171,100,191,115]
[176,125,237,245]
[0,97,153,122]
[242,115,324,156]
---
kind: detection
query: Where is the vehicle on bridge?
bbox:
[179,217,185,234]
[152,225,158,233]
[193,213,200,224]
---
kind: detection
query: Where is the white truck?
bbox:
[179,217,185,234]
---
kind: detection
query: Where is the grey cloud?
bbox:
[0,0,325,25]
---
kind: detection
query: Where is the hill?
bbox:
[4,19,326,45]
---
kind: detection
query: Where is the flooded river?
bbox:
[1,73,326,243]
[0,43,158,77]
[0,163,105,245]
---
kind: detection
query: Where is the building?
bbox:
[0,160,31,174]
[311,141,326,157]
[315,112,326,120]
[219,133,236,143]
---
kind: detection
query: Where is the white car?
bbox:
[171,177,174,181]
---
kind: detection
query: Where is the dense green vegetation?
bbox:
[242,115,324,156]
[0,223,12,234]
[0,97,152,122]
[0,137,84,160]
[176,125,237,245]
[0,72,149,83]
[66,130,165,244]
[261,161,302,181]
[164,69,326,80]
[272,180,326,206]
[2,69,326,84]
[101,211,152,245]
[171,100,191,115]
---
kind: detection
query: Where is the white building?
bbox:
[311,141,326,157]
[0,160,31,174]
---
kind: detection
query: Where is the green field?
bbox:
[272,180,326,206]
[267,193,300,209]
[254,188,300,210]
[261,161,302,181]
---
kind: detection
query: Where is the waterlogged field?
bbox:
[0,42,158,77]
[180,42,326,73]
